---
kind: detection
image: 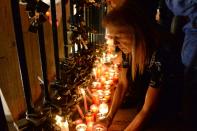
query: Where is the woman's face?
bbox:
[107,26,133,54]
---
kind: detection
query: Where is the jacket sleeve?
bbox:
[165,0,197,16]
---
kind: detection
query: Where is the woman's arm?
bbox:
[107,67,128,119]
[96,67,128,127]
[97,51,129,127]
[124,86,160,131]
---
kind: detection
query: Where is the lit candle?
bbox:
[114,64,119,69]
[92,92,100,105]
[96,82,102,90]
[104,90,111,101]
[102,98,109,103]
[93,123,107,131]
[87,121,94,131]
[104,84,111,90]
[62,120,69,131]
[105,72,109,80]
[90,104,98,113]
[91,82,98,92]
[109,72,114,78]
[92,82,101,90]
[105,80,113,86]
[109,69,115,74]
[99,103,109,115]
[55,115,69,131]
[96,90,104,100]
[99,76,106,85]
[55,115,63,126]
[104,89,111,95]
[85,111,94,123]
[76,123,87,131]
[96,113,106,121]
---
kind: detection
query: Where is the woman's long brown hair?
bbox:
[103,1,160,80]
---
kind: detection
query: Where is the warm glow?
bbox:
[76,123,87,131]
[55,115,63,125]
[90,104,98,113]
[55,115,69,131]
[99,103,109,115]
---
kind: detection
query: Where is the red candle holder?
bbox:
[92,92,100,105]
[85,111,94,123]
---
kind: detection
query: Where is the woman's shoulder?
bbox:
[148,45,180,69]
[147,43,183,78]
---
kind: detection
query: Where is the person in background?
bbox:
[165,0,197,129]
[106,0,158,23]
[99,1,184,130]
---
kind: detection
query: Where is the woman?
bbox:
[100,1,183,131]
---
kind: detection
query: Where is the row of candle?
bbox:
[73,52,120,131]
[54,37,119,130]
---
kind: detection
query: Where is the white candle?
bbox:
[76,105,84,119]
[55,115,63,126]
[55,115,69,131]
[62,120,69,131]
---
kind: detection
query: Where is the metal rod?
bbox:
[38,24,50,101]
[50,0,60,80]
[70,0,74,29]
[61,0,68,57]
[0,97,9,131]
[10,0,34,114]
[70,0,75,55]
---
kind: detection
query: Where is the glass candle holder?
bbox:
[99,103,109,115]
[91,82,99,92]
[93,125,107,131]
[76,123,87,131]
[99,76,106,85]
[96,90,104,100]
[104,72,109,80]
[96,113,106,121]
[92,92,100,105]
[104,84,111,90]
[102,97,109,103]
[105,80,113,86]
